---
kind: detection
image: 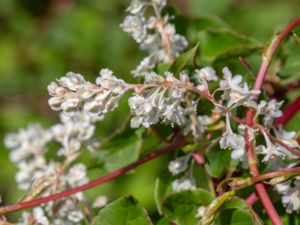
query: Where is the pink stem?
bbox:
[0,136,186,215]
[244,17,300,225]
[246,193,258,206]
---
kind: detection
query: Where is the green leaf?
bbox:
[278,43,300,82]
[154,169,173,215]
[188,16,228,32]
[194,29,261,64]
[205,144,231,178]
[156,63,171,76]
[161,189,214,225]
[216,209,253,225]
[216,197,262,225]
[92,196,153,225]
[156,218,171,225]
[97,132,143,171]
[169,43,199,75]
[220,197,248,210]
[154,163,214,216]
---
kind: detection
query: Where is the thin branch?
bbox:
[243,16,300,225]
[238,56,256,79]
[0,135,187,215]
[245,192,258,206]
[252,166,300,184]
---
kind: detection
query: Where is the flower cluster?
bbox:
[48,69,129,120]
[255,99,283,127]
[218,67,261,109]
[275,177,300,213]
[4,124,52,190]
[120,0,188,76]
[52,112,96,157]
[129,71,188,128]
[4,112,95,224]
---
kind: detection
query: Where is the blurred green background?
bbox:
[0,0,299,222]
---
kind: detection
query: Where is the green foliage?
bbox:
[96,132,143,172]
[161,189,214,225]
[205,143,232,178]
[169,43,199,75]
[92,196,153,225]
[195,29,261,64]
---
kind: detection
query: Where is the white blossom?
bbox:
[172,176,196,192]
[126,0,147,14]
[195,206,206,219]
[168,154,191,176]
[48,69,128,119]
[195,67,218,91]
[129,72,189,128]
[51,112,96,156]
[255,100,283,127]
[120,15,147,43]
[121,0,188,76]
[275,177,300,213]
[219,114,246,160]
[33,207,50,225]
[274,126,299,149]
[219,67,260,108]
[256,131,288,162]
[93,196,109,208]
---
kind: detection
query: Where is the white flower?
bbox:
[282,188,300,213]
[129,88,165,128]
[120,15,147,43]
[121,0,188,76]
[255,100,283,127]
[68,211,84,223]
[132,55,157,77]
[162,100,186,126]
[256,131,288,162]
[219,114,246,160]
[93,196,109,208]
[195,206,206,219]
[66,163,88,187]
[219,67,260,108]
[196,67,218,82]
[274,126,299,149]
[168,154,191,176]
[48,69,128,119]
[33,207,49,225]
[52,112,95,156]
[126,0,147,14]
[172,176,196,192]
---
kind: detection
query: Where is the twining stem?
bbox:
[244,16,300,225]
[246,96,300,206]
[0,135,186,215]
[252,166,300,184]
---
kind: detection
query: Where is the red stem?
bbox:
[245,193,258,206]
[244,17,300,225]
[0,136,186,215]
[275,96,300,128]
